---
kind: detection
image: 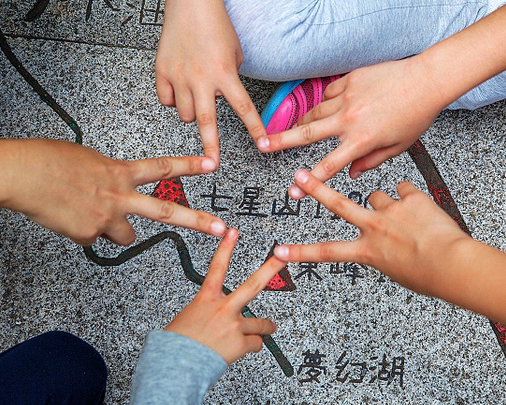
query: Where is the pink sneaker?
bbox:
[261,75,342,135]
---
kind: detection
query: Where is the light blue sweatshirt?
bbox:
[130,331,227,405]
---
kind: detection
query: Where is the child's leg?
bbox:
[448,71,506,109]
[0,331,107,405]
[226,0,506,110]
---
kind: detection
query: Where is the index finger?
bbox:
[228,256,286,311]
[222,75,266,143]
[293,170,372,227]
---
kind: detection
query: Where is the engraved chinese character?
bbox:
[236,187,267,217]
[348,191,363,205]
[369,354,405,387]
[140,0,165,26]
[349,361,368,383]
[86,0,120,22]
[335,351,350,383]
[330,263,366,285]
[201,184,233,212]
[272,192,301,216]
[297,350,327,383]
[390,356,405,387]
[295,263,322,281]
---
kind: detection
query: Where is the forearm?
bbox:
[0,139,25,209]
[418,5,506,108]
[433,237,506,324]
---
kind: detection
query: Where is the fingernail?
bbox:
[295,170,309,184]
[202,158,217,172]
[351,170,363,179]
[211,221,226,236]
[274,246,289,259]
[288,185,304,200]
[293,122,298,129]
[257,137,270,151]
[226,228,238,239]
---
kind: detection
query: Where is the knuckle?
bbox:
[300,124,315,144]
[323,81,338,98]
[367,215,387,234]
[216,61,237,77]
[123,232,136,246]
[179,112,195,123]
[203,145,220,158]
[303,180,318,197]
[329,194,346,212]
[236,51,245,66]
[106,161,131,180]
[321,158,337,176]
[79,225,102,246]
[312,104,325,120]
[156,157,175,177]
[195,211,210,230]
[197,113,215,127]
[258,320,270,335]
[155,65,171,82]
[249,123,266,139]
[235,100,253,116]
[290,245,302,260]
[187,157,201,174]
[356,244,373,264]
[158,94,173,107]
[158,201,176,220]
[367,190,382,205]
[79,233,98,247]
[172,63,186,81]
[318,244,335,262]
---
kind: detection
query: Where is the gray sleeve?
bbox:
[129,330,228,405]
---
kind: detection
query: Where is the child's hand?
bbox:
[165,229,285,365]
[273,170,469,298]
[156,0,266,164]
[274,170,506,323]
[0,139,227,246]
[257,56,445,199]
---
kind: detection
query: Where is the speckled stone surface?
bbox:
[1,2,506,404]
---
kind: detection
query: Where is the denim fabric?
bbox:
[226,0,506,109]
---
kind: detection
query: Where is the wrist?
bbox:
[430,235,506,322]
[415,6,506,109]
[410,51,459,111]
